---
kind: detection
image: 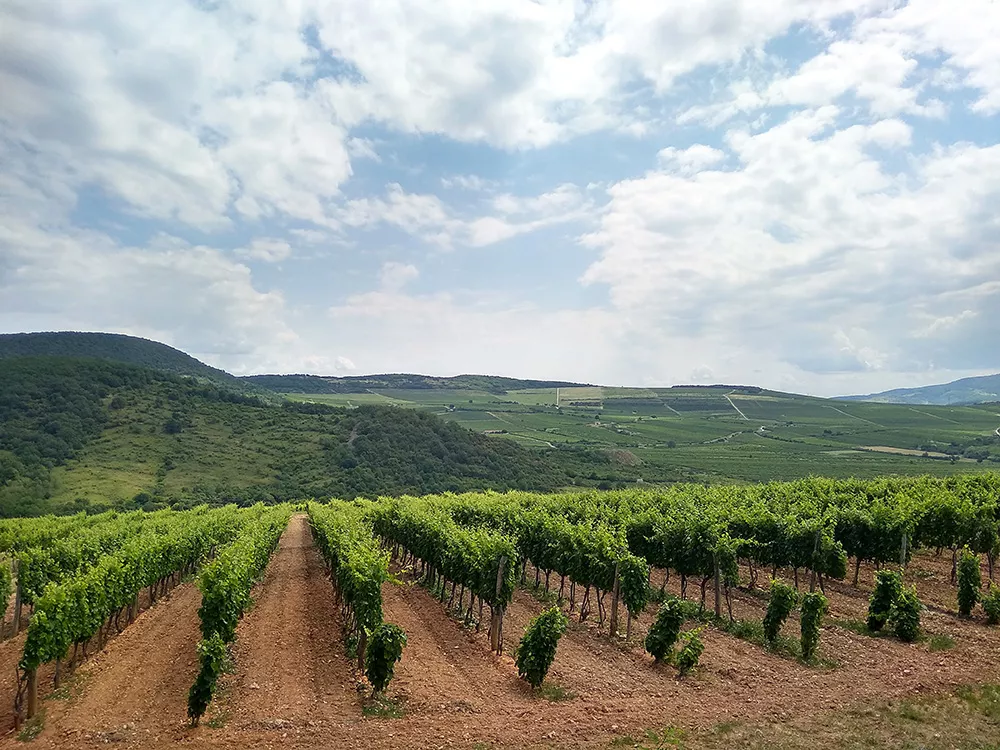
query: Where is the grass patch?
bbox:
[836,618,953,652]
[955,684,1000,721]
[717,617,805,661]
[896,701,926,722]
[17,712,44,742]
[362,695,406,719]
[605,684,1000,750]
[538,681,576,702]
[47,685,71,701]
[45,673,84,703]
[523,582,560,606]
[710,721,740,736]
[834,618,876,636]
[610,726,687,749]
[205,709,230,729]
[927,633,956,652]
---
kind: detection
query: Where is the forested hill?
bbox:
[0,357,618,517]
[0,332,239,386]
[243,373,590,394]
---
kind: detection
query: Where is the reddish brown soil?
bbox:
[213,514,360,735]
[0,579,201,748]
[6,527,1000,750]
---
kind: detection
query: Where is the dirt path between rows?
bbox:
[217,514,359,735]
[377,575,523,716]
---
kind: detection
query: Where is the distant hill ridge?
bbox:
[0,331,235,383]
[243,373,591,394]
[841,372,1000,406]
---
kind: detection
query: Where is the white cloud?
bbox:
[441,175,498,191]
[857,0,1000,114]
[657,145,727,174]
[236,238,293,263]
[326,285,623,382]
[347,137,381,162]
[0,0,348,231]
[312,0,901,148]
[339,182,593,248]
[678,0,999,126]
[379,262,419,291]
[578,111,1000,389]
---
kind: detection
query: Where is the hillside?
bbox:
[0,357,619,517]
[842,373,1000,405]
[3,334,999,517]
[243,372,590,394]
[0,331,241,387]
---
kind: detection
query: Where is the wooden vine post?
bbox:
[900,532,908,570]
[713,553,722,618]
[489,556,506,655]
[608,562,621,636]
[809,529,821,593]
[357,628,368,671]
[26,669,37,719]
[12,559,22,637]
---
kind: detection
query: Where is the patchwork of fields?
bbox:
[284,385,1000,483]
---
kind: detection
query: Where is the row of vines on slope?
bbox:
[188,505,291,724]
[427,472,1000,614]
[18,504,254,720]
[448,496,649,636]
[308,501,405,694]
[369,496,518,654]
[0,509,153,637]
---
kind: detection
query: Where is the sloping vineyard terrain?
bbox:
[1,473,1000,749]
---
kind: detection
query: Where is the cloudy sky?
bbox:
[1,0,998,396]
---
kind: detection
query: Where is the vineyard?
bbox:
[1,473,1000,748]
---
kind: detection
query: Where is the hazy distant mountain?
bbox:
[841,373,1000,405]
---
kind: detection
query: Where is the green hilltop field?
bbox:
[1,332,998,517]
[278,381,1000,484]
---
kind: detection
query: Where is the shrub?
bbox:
[799,591,828,661]
[763,580,798,645]
[188,634,227,725]
[645,598,685,663]
[366,623,407,695]
[516,607,568,688]
[983,588,1000,625]
[889,584,922,642]
[675,628,705,676]
[867,570,902,632]
[957,548,982,617]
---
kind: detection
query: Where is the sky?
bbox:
[1,0,998,397]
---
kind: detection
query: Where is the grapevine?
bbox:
[867,570,902,632]
[763,580,798,646]
[515,607,568,688]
